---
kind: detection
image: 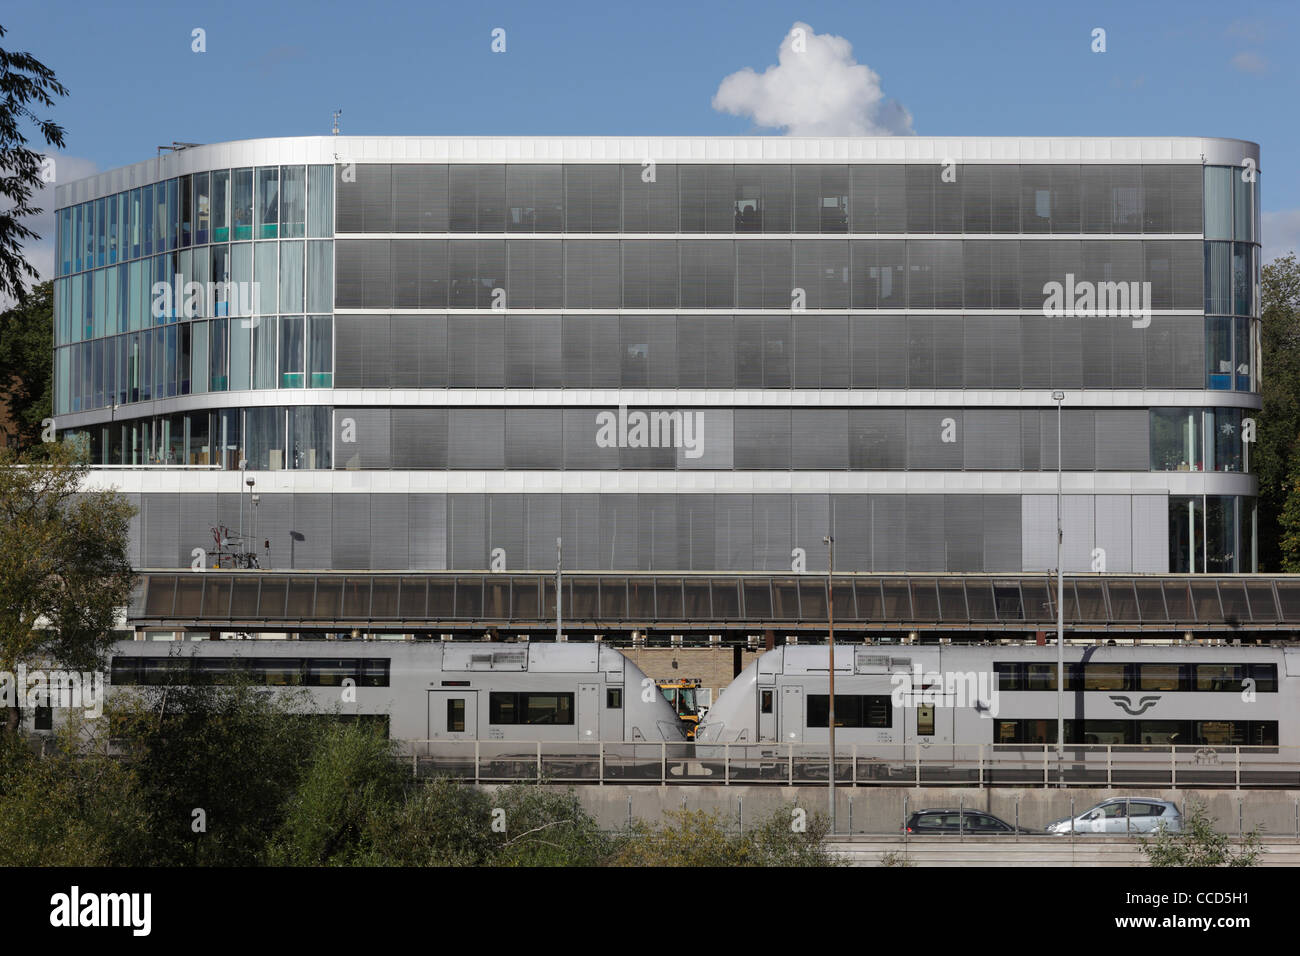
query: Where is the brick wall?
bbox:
[619,646,762,707]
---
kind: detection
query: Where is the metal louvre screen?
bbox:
[982,495,1022,572]
[390,408,447,469]
[1095,409,1149,470]
[334,408,390,469]
[331,494,371,569]
[448,410,505,468]
[963,410,1021,470]
[505,409,562,468]
[791,409,847,469]
[409,494,447,569]
[370,494,409,570]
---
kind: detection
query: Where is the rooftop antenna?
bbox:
[331,110,342,135]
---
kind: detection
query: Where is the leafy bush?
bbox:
[1138,801,1264,867]
[614,807,845,867]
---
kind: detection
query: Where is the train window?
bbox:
[1249,722,1279,747]
[1084,664,1128,691]
[1026,663,1057,691]
[993,662,1022,691]
[1137,721,1185,746]
[1194,663,1244,692]
[916,705,935,736]
[360,659,390,687]
[1139,664,1182,692]
[306,659,359,686]
[335,714,391,738]
[995,720,1018,743]
[490,693,517,724]
[806,695,892,728]
[760,690,773,714]
[1250,663,1277,693]
[1194,720,1243,747]
[1082,720,1129,746]
[489,692,575,725]
[110,657,139,685]
[606,687,623,709]
[137,658,190,685]
[248,658,303,686]
[447,698,465,733]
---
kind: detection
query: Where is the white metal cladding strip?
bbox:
[1132,494,1169,572]
[78,469,1257,497]
[1094,495,1134,571]
[56,136,1260,206]
[50,386,1264,430]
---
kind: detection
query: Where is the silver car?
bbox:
[1044,798,1183,835]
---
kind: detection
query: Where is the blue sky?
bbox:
[8,0,1299,278]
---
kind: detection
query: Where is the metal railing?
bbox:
[396,741,1300,788]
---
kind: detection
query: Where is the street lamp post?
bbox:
[1052,390,1065,774]
[238,459,247,555]
[824,535,836,834]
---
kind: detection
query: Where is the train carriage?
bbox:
[696,644,1300,786]
[108,640,687,755]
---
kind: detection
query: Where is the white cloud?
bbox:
[1230,51,1268,74]
[712,22,914,136]
[1263,209,1300,265]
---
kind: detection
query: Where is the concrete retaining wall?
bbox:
[478,784,1300,836]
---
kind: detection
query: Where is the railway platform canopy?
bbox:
[128,571,1300,642]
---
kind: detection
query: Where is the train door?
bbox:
[780,686,804,743]
[427,690,479,741]
[578,683,600,742]
[905,700,954,761]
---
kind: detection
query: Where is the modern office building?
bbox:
[52,136,1261,579]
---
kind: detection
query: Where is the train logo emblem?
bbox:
[1108,694,1161,716]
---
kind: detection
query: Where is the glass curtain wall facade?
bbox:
[53,137,1261,573]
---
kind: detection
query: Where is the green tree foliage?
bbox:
[0,24,67,305]
[1257,253,1300,569]
[0,717,150,866]
[113,681,320,866]
[0,279,52,449]
[0,441,135,733]
[271,725,622,866]
[614,807,845,867]
[1138,801,1263,867]
[268,722,411,866]
[2,681,845,867]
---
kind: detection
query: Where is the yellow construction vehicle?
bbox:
[656,678,706,739]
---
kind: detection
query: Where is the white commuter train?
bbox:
[696,644,1300,785]
[108,639,687,746]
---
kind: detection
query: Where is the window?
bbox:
[280,165,306,238]
[1139,664,1181,691]
[231,169,253,240]
[1151,408,1202,470]
[807,694,893,729]
[1083,663,1128,691]
[760,689,773,714]
[993,661,1022,691]
[1026,663,1057,691]
[279,316,304,388]
[489,691,575,725]
[606,687,623,709]
[1195,663,1243,692]
[255,167,279,238]
[447,698,465,733]
[916,704,935,736]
